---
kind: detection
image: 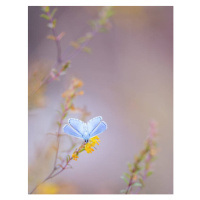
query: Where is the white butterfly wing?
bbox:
[64,116,107,140]
[63,124,83,139]
[89,121,107,138]
[68,118,85,135]
[87,116,102,133]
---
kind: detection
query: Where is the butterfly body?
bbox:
[80,123,90,142]
[63,116,107,143]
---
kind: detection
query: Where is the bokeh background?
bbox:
[28,6,173,194]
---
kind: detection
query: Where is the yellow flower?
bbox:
[90,136,100,146]
[61,89,74,99]
[72,78,83,88]
[85,143,94,153]
[150,147,157,156]
[77,90,84,95]
[72,153,79,161]
[36,183,59,194]
[85,136,100,153]
[132,174,137,181]
[70,104,76,111]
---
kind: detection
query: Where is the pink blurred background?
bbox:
[28,6,173,194]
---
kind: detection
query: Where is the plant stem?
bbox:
[29,8,107,97]
[29,142,85,194]
[46,11,62,64]
[29,168,55,194]
[53,111,66,168]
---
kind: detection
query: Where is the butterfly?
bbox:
[63,116,107,143]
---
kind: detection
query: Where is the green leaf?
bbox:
[66,155,71,162]
[51,8,58,18]
[40,14,50,20]
[79,148,85,153]
[123,172,131,179]
[139,178,144,187]
[82,47,92,54]
[135,166,143,173]
[41,6,49,13]
[99,18,106,25]
[147,171,153,177]
[120,176,129,185]
[62,112,68,120]
[62,61,71,72]
[132,182,142,187]
[53,19,57,28]
[127,162,133,172]
[56,121,61,127]
[106,9,114,18]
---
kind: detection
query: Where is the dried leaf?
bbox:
[46,132,56,136]
[47,35,56,40]
[70,104,77,111]
[57,32,65,40]
[52,145,58,151]
[58,164,64,169]
[70,41,80,49]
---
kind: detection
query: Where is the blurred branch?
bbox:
[41,6,62,63]
[120,121,158,194]
[29,6,113,97]
[53,78,84,168]
[30,78,84,194]
[29,126,100,194]
[29,142,85,194]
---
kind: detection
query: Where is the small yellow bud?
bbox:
[72,78,83,88]
[132,174,137,181]
[78,90,84,95]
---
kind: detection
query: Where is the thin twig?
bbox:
[29,143,85,194]
[46,11,62,64]
[29,7,111,97]
[29,168,55,194]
